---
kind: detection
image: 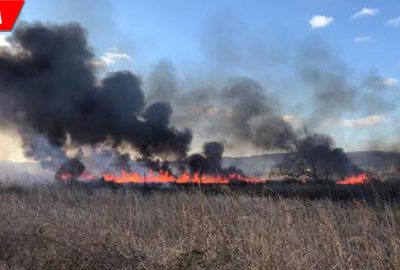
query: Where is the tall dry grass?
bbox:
[0,185,400,269]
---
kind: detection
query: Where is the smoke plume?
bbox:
[280,130,361,181]
[188,142,244,176]
[0,23,192,170]
[0,21,393,182]
[147,69,295,153]
[55,158,85,182]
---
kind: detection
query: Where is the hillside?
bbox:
[223,151,400,176]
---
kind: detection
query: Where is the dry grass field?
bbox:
[1,184,400,269]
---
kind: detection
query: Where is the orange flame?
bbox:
[58,171,97,182]
[59,170,370,186]
[80,171,97,181]
[59,172,72,182]
[337,173,367,185]
[102,170,266,185]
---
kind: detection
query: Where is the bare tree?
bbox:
[280,129,359,182]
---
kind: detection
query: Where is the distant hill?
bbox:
[223,153,286,176]
[347,151,400,172]
[1,151,400,182]
[223,151,400,175]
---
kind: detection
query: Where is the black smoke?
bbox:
[188,142,244,176]
[280,131,361,182]
[188,142,224,175]
[203,142,224,174]
[0,22,192,169]
[142,159,172,175]
[147,68,296,153]
[55,158,85,182]
[219,79,294,150]
[0,21,384,184]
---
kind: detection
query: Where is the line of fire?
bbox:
[0,23,376,190]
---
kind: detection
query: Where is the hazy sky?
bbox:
[1,0,400,161]
[19,0,399,73]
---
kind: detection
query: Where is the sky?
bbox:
[21,0,400,74]
[1,0,400,161]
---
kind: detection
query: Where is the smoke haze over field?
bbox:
[0,22,302,170]
[0,17,398,169]
[143,38,399,154]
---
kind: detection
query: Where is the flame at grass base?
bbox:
[337,173,368,185]
[102,170,266,185]
[59,170,369,186]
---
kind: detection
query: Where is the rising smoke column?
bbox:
[188,142,224,175]
[219,78,294,150]
[0,22,192,169]
[55,158,85,182]
[0,21,371,184]
[146,65,296,154]
[280,130,361,181]
[188,141,245,176]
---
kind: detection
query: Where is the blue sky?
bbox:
[3,0,399,158]
[20,0,400,75]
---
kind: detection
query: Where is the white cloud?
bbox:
[328,115,387,128]
[309,15,334,29]
[0,34,25,57]
[351,8,380,20]
[386,17,400,27]
[354,36,372,43]
[383,77,399,87]
[282,115,300,125]
[93,47,131,68]
[0,34,10,47]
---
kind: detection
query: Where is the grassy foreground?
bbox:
[1,185,400,269]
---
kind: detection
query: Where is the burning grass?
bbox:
[1,182,400,269]
[102,170,265,185]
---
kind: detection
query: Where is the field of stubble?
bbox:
[0,184,400,270]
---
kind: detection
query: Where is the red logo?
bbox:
[0,0,24,32]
